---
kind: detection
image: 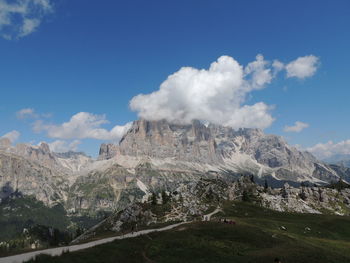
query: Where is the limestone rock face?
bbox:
[98,144,120,160]
[117,119,220,164]
[0,152,68,205]
[98,119,341,184]
[55,151,93,174]
[0,142,92,206]
[13,142,59,169]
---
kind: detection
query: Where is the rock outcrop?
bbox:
[118,119,220,164]
[98,144,119,160]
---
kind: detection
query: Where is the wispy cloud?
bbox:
[16,108,38,119]
[48,140,81,153]
[0,0,53,39]
[1,130,20,143]
[16,108,52,119]
[284,121,309,133]
[34,112,132,141]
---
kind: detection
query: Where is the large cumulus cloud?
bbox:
[130,55,275,129]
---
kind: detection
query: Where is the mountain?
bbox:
[99,119,341,185]
[1,119,350,256]
[0,151,68,206]
[324,154,350,168]
[0,141,93,206]
[0,119,346,216]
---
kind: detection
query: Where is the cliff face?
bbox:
[0,152,68,206]
[98,144,120,160]
[0,142,93,206]
[117,119,220,164]
[98,119,340,184]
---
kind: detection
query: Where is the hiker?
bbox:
[131,225,134,234]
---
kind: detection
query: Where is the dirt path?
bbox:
[0,222,189,263]
[1,207,223,263]
[202,207,222,221]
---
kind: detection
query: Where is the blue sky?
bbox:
[0,0,349,158]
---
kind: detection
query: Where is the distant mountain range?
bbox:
[323,154,350,168]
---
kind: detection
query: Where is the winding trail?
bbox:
[0,222,188,263]
[202,207,222,221]
[0,208,222,263]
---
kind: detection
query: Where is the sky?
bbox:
[0,0,350,159]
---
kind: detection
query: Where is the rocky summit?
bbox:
[100,119,343,184]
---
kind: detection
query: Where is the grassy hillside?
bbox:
[25,201,350,263]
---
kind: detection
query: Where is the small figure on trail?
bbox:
[131,225,134,234]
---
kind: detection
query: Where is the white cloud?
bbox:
[272,60,284,75]
[19,18,40,37]
[284,121,309,133]
[16,108,37,119]
[0,0,53,39]
[34,112,132,141]
[307,140,350,160]
[285,55,319,79]
[48,140,81,153]
[1,130,20,143]
[130,55,275,129]
[244,54,273,89]
[16,108,51,119]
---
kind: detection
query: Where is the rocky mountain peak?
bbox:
[39,142,50,153]
[117,119,220,164]
[96,118,344,184]
[12,143,58,168]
